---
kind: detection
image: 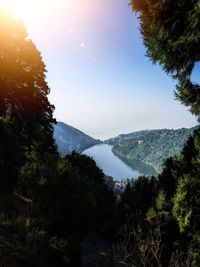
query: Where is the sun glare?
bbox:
[1,0,31,19]
[0,0,70,20]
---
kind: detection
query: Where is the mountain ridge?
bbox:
[105,126,197,173]
[54,122,197,173]
[53,121,102,155]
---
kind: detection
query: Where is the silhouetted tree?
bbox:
[125,3,200,265]
[0,107,23,194]
[0,13,56,154]
[131,0,200,117]
[122,176,158,215]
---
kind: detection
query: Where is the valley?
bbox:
[54,123,196,177]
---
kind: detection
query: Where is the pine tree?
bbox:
[130,0,200,117]
[0,13,58,200]
[0,13,56,153]
[130,1,200,264]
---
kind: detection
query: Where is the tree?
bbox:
[0,13,56,153]
[35,154,116,265]
[173,175,197,233]
[129,2,200,265]
[0,107,23,194]
[122,176,158,215]
[130,0,200,117]
[0,13,58,200]
[172,129,200,234]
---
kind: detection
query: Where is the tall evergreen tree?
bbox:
[0,13,56,153]
[0,107,23,193]
[129,1,200,265]
[130,0,200,117]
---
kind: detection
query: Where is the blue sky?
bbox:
[13,0,198,139]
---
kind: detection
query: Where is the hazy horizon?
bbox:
[6,0,198,139]
[57,120,198,142]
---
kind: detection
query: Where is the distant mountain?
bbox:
[105,127,197,173]
[54,122,101,155]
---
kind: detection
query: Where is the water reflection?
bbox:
[113,151,157,177]
[83,144,157,181]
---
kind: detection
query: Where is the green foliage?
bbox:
[173,176,192,233]
[173,174,200,233]
[188,232,200,267]
[2,6,200,266]
[122,176,158,215]
[18,151,59,199]
[121,2,200,266]
[158,157,180,200]
[0,13,55,121]
[0,14,115,266]
[63,153,116,233]
[0,109,23,193]
[112,127,195,173]
[28,153,116,265]
[131,0,200,117]
[146,207,157,223]
[0,13,56,161]
[156,190,166,211]
[120,127,200,266]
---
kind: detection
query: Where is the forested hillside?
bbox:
[120,0,200,266]
[108,127,196,172]
[54,122,101,155]
[1,1,200,266]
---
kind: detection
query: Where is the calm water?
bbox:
[83,144,156,181]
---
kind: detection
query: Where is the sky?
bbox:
[2,0,198,139]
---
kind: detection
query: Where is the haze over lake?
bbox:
[83,144,156,181]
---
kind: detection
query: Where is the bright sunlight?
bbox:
[0,0,73,20]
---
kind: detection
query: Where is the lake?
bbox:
[83,144,156,181]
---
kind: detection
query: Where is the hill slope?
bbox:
[54,122,101,155]
[106,127,196,173]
